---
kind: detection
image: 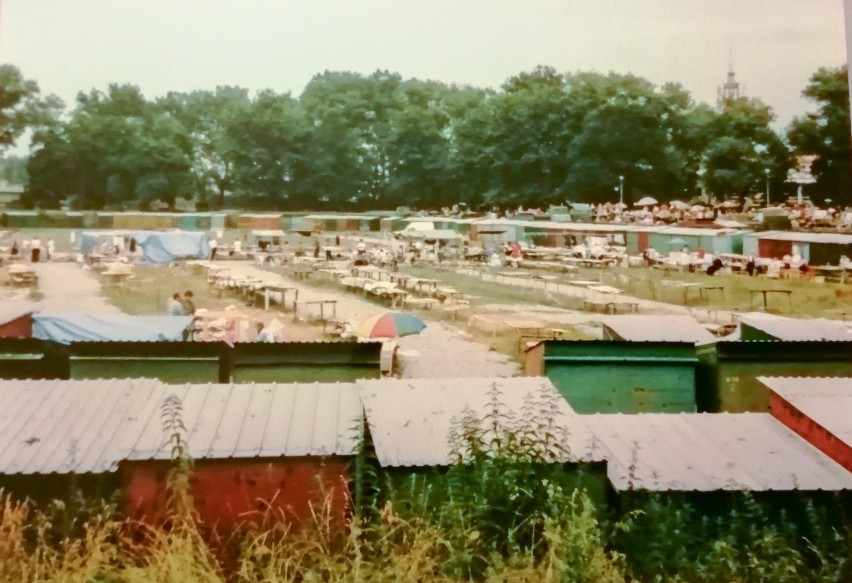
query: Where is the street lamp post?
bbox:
[618,175,624,205]
[764,169,770,206]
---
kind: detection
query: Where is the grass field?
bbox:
[414,261,852,319]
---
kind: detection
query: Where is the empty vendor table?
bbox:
[699,284,725,302]
[750,288,793,311]
[259,285,298,311]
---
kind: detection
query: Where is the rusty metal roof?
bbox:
[358,376,602,467]
[0,306,32,327]
[738,313,852,341]
[584,412,852,492]
[760,376,852,448]
[600,315,715,343]
[0,380,362,475]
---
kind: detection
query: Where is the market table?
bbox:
[750,288,793,311]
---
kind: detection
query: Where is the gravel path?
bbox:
[3,263,120,315]
[215,262,520,378]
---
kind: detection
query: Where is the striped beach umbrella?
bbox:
[355,311,426,339]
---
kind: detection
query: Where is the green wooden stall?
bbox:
[231,341,383,383]
[542,341,700,413]
[0,339,60,379]
[697,341,852,413]
[69,342,225,383]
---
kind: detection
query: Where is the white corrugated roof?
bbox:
[584,412,852,492]
[0,380,362,475]
[641,226,746,237]
[759,377,852,447]
[600,315,715,343]
[474,219,639,232]
[746,230,852,244]
[738,313,852,341]
[358,377,602,467]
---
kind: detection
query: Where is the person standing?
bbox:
[209,238,218,261]
[31,239,42,263]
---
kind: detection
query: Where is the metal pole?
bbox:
[765,170,770,206]
[619,175,624,205]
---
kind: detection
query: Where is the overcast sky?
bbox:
[0,0,846,128]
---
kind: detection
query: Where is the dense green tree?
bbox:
[159,87,252,208]
[787,65,850,204]
[226,90,309,208]
[17,65,821,210]
[28,85,194,209]
[384,80,453,208]
[0,65,62,150]
[563,73,690,204]
[701,97,788,199]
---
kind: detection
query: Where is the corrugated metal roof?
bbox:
[0,380,362,475]
[0,306,32,327]
[474,218,640,232]
[358,377,603,467]
[759,376,852,447]
[584,412,852,492]
[738,313,852,341]
[0,379,163,475]
[745,230,852,245]
[600,315,715,343]
[640,226,746,237]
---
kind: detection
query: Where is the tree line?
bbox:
[0,63,848,210]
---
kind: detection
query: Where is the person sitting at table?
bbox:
[181,290,196,315]
[167,292,185,315]
[255,321,274,343]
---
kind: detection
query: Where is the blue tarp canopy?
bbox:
[79,230,210,264]
[33,314,194,343]
[133,231,210,263]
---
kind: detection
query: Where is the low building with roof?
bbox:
[0,307,33,338]
[627,226,749,256]
[583,411,852,492]
[529,340,702,413]
[0,379,361,528]
[735,313,852,341]
[697,341,852,412]
[0,335,384,383]
[0,183,24,208]
[743,231,852,265]
[598,315,715,343]
[761,376,852,472]
[358,376,609,501]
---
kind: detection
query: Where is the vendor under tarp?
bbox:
[79,230,210,264]
[33,314,195,343]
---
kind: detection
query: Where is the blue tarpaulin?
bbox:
[79,230,210,264]
[33,314,194,344]
[133,231,210,263]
